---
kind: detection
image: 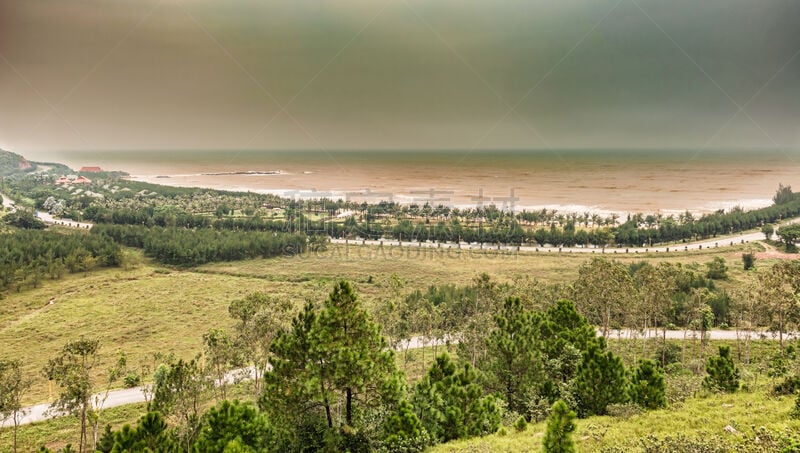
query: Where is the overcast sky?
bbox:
[1,0,798,155]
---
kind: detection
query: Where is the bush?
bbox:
[629,360,667,409]
[513,415,527,432]
[705,257,728,280]
[543,400,576,453]
[653,343,682,368]
[741,253,756,270]
[772,376,800,396]
[703,346,740,393]
[123,373,141,388]
[605,403,643,419]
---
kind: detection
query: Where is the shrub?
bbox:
[605,403,643,419]
[513,415,527,432]
[772,376,800,396]
[629,360,667,409]
[741,253,756,270]
[705,257,728,280]
[123,373,141,388]
[653,343,682,369]
[542,400,576,453]
[703,346,739,393]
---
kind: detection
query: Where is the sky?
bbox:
[1,0,799,156]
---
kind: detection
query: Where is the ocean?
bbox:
[45,149,800,216]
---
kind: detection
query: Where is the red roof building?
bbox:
[80,166,102,173]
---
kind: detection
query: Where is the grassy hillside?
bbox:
[0,242,771,405]
[431,385,800,452]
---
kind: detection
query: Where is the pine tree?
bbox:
[382,400,430,452]
[412,353,501,442]
[261,281,402,446]
[542,400,576,453]
[574,344,628,416]
[629,359,667,409]
[703,345,740,392]
[482,297,543,416]
[194,400,275,452]
[312,280,400,428]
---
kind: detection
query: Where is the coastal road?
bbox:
[36,211,94,229]
[6,329,793,429]
[331,234,762,255]
[330,217,800,255]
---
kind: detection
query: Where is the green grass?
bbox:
[0,242,777,405]
[0,240,797,451]
[432,383,800,452]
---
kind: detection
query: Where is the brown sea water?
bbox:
[50,149,800,215]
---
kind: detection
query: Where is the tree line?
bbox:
[0,229,121,294]
[71,187,800,249]
[90,224,307,267]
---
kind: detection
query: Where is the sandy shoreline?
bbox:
[128,172,775,217]
[42,149,799,217]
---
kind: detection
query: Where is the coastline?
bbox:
[41,148,798,218]
[127,172,775,218]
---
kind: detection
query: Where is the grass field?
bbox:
[0,240,797,451]
[431,383,800,452]
[0,242,776,405]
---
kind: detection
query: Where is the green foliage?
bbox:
[762,224,775,240]
[481,297,543,416]
[741,252,756,270]
[774,184,795,205]
[92,224,306,266]
[705,257,728,280]
[792,392,800,420]
[202,328,239,400]
[0,228,120,293]
[412,353,501,443]
[777,223,800,248]
[261,281,402,449]
[194,400,276,452]
[542,399,576,453]
[703,346,740,393]
[41,338,100,453]
[574,344,628,416]
[148,358,209,449]
[513,415,527,432]
[772,375,800,396]
[574,257,635,337]
[380,400,431,453]
[537,299,601,386]
[0,358,32,452]
[3,209,45,229]
[104,411,172,452]
[228,292,292,398]
[629,360,667,410]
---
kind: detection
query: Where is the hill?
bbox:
[0,148,35,176]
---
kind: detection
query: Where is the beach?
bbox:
[42,149,800,216]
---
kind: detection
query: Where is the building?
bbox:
[79,166,102,173]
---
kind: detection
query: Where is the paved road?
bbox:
[36,211,94,229]
[332,235,759,255]
[331,217,800,255]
